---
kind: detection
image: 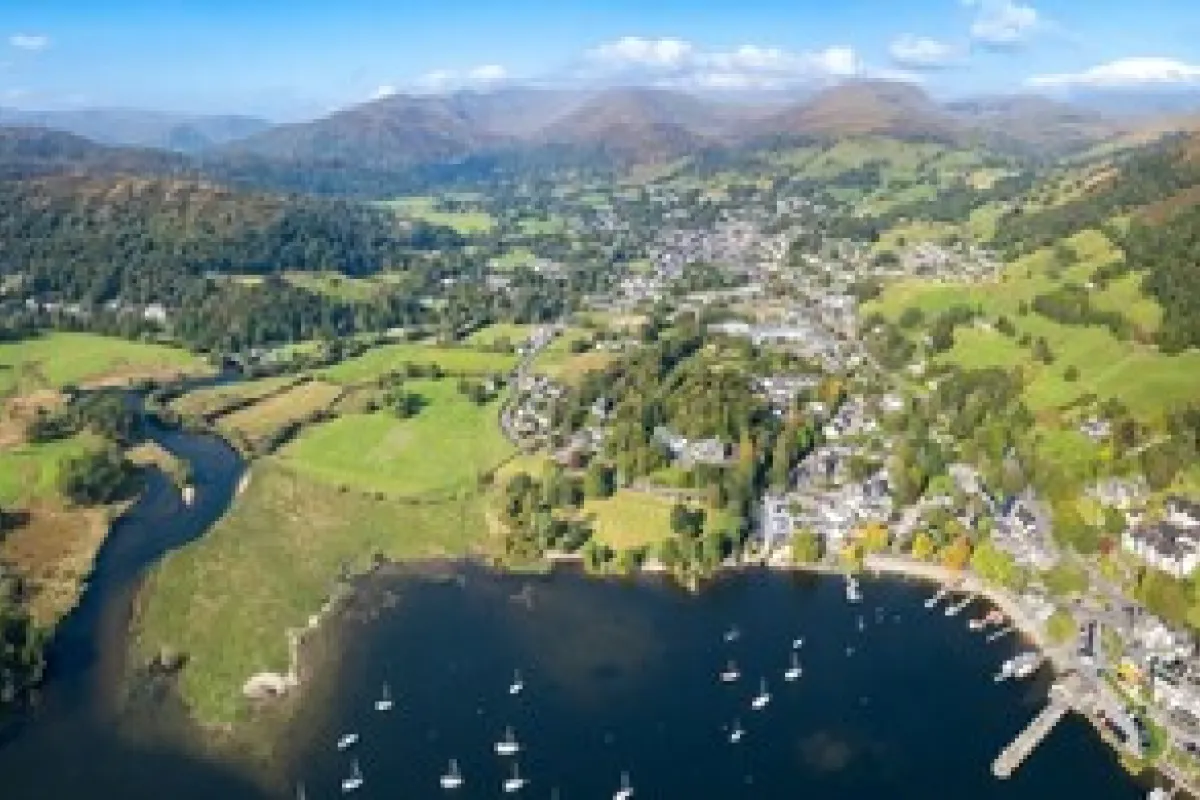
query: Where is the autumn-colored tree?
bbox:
[910,531,936,561]
[940,535,972,571]
[858,521,890,553]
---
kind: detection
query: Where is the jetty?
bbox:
[992,676,1083,779]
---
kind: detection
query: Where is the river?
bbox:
[0,415,1148,798]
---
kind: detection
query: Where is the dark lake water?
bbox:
[288,565,1145,800]
[0,408,1147,799]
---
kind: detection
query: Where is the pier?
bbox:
[992,676,1084,779]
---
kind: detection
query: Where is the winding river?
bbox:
[0,402,1149,799]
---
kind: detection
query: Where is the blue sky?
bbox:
[3,0,1200,118]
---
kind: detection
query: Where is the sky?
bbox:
[2,0,1200,119]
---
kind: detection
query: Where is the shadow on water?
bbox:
[0,408,273,799]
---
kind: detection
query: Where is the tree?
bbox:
[940,535,972,571]
[910,531,936,561]
[858,521,889,554]
[769,432,792,490]
[790,530,821,564]
[969,539,1020,588]
[1046,610,1078,645]
[583,462,615,499]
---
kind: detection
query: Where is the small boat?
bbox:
[845,576,862,603]
[720,659,741,683]
[986,625,1013,643]
[336,732,359,751]
[729,718,745,743]
[924,587,948,609]
[613,770,634,800]
[724,626,741,643]
[495,726,521,756]
[503,763,527,794]
[784,651,802,682]
[341,759,364,794]
[750,678,771,711]
[968,617,986,631]
[509,669,524,696]
[856,615,865,632]
[993,658,1016,683]
[946,595,973,617]
[792,637,804,650]
[440,759,464,790]
[375,682,393,712]
[845,646,855,657]
[1011,652,1042,679]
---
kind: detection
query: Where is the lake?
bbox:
[284,564,1144,799]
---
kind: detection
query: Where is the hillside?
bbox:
[0,126,186,179]
[945,95,1122,156]
[763,81,962,143]
[0,108,270,153]
[218,93,505,169]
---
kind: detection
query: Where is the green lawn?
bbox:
[322,342,517,384]
[281,271,405,302]
[278,380,514,497]
[0,332,208,397]
[134,460,488,725]
[868,229,1200,419]
[490,248,537,271]
[583,490,679,550]
[378,196,495,234]
[0,432,103,506]
[465,323,537,348]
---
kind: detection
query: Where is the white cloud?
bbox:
[963,0,1039,47]
[411,64,509,93]
[588,37,694,68]
[889,35,961,69]
[9,33,49,51]
[1028,57,1200,89]
[369,84,398,101]
[466,64,507,84]
[582,37,867,90]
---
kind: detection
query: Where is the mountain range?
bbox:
[3,81,1190,187]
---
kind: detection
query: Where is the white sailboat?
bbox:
[724,626,740,643]
[613,770,634,800]
[340,759,364,793]
[336,732,359,751]
[729,718,745,743]
[719,659,741,683]
[750,678,771,710]
[495,726,521,756]
[784,651,802,682]
[503,762,527,793]
[509,669,524,696]
[440,758,464,790]
[792,637,804,650]
[374,682,393,712]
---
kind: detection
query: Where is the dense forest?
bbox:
[1123,205,1200,352]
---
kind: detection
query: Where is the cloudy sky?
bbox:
[3,0,1199,118]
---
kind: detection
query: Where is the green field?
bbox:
[278,380,514,497]
[0,333,208,397]
[465,323,537,348]
[0,432,104,506]
[583,490,679,550]
[379,196,495,234]
[217,381,344,452]
[490,248,538,271]
[867,228,1200,418]
[281,271,404,302]
[170,375,300,419]
[322,342,517,383]
[134,460,487,724]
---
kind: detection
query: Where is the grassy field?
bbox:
[0,431,105,506]
[867,228,1200,418]
[217,381,343,452]
[281,271,404,302]
[0,332,208,397]
[170,375,300,419]
[379,196,495,234]
[322,342,517,384]
[134,460,487,724]
[530,329,613,385]
[465,323,537,348]
[490,248,538,271]
[278,380,514,498]
[583,490,679,550]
